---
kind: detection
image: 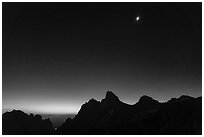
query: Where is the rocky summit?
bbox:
[56,91,202,135]
[3,91,202,135]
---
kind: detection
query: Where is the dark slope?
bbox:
[2,110,54,135]
[3,92,201,135]
[56,91,202,135]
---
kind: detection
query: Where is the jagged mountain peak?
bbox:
[5,109,29,117]
[88,98,99,103]
[104,91,120,101]
[11,109,25,113]
[76,98,101,118]
[138,95,159,104]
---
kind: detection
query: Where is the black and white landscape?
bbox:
[2,2,202,135]
[3,91,202,135]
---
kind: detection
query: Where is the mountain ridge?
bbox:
[56,91,202,135]
[3,91,202,135]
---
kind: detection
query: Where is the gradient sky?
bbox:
[3,2,202,114]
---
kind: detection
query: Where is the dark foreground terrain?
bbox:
[3,91,202,135]
[2,110,54,134]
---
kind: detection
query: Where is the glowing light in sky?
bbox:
[136,16,140,21]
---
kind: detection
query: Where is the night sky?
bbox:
[3,2,202,114]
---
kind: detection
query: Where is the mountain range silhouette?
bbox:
[2,110,54,134]
[3,91,202,135]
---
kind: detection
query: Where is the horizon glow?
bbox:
[3,3,201,115]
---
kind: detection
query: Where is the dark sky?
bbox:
[3,2,202,114]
